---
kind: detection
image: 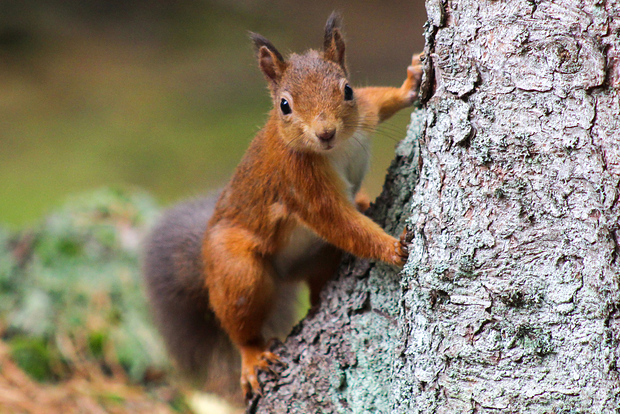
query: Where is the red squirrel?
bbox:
[142,13,423,402]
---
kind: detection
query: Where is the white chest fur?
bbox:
[272,132,371,279]
[326,131,371,200]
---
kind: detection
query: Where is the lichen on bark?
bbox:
[392,0,620,412]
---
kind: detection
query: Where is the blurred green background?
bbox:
[0,0,426,228]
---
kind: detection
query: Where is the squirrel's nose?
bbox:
[317,129,336,143]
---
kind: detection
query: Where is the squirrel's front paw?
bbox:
[392,226,413,267]
[402,52,424,104]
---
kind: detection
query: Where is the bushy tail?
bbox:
[142,195,242,403]
[142,195,300,405]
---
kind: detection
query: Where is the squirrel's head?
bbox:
[250,12,360,153]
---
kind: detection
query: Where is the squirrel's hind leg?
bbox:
[203,225,281,398]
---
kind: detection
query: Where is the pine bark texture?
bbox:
[251,1,620,412]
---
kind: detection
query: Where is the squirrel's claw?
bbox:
[402,52,424,104]
[242,372,261,401]
[392,226,413,267]
[241,348,285,400]
[411,52,424,68]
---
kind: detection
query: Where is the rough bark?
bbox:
[251,1,620,413]
[393,0,620,412]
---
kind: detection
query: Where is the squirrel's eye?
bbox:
[344,83,354,101]
[280,98,292,115]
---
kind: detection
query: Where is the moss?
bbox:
[1,188,169,383]
[9,336,56,382]
[500,290,526,307]
[88,330,108,358]
[494,187,506,199]
[457,255,477,278]
[169,393,192,413]
[97,393,126,405]
[507,324,555,357]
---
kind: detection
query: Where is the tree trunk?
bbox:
[250,1,620,412]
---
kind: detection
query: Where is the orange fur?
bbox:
[201,13,423,398]
[355,188,371,212]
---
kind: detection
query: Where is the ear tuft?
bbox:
[249,32,286,85]
[250,32,285,63]
[324,12,343,42]
[323,12,346,72]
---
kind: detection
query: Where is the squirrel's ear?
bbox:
[250,32,287,85]
[323,12,346,73]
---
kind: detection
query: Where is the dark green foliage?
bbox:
[9,336,55,382]
[1,188,169,383]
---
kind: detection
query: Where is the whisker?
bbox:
[377,123,409,134]
[344,120,404,131]
[342,122,406,144]
[351,134,371,157]
[284,131,306,150]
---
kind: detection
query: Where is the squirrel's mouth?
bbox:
[316,128,336,151]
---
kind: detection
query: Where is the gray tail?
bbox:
[141,195,242,403]
[142,194,301,405]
